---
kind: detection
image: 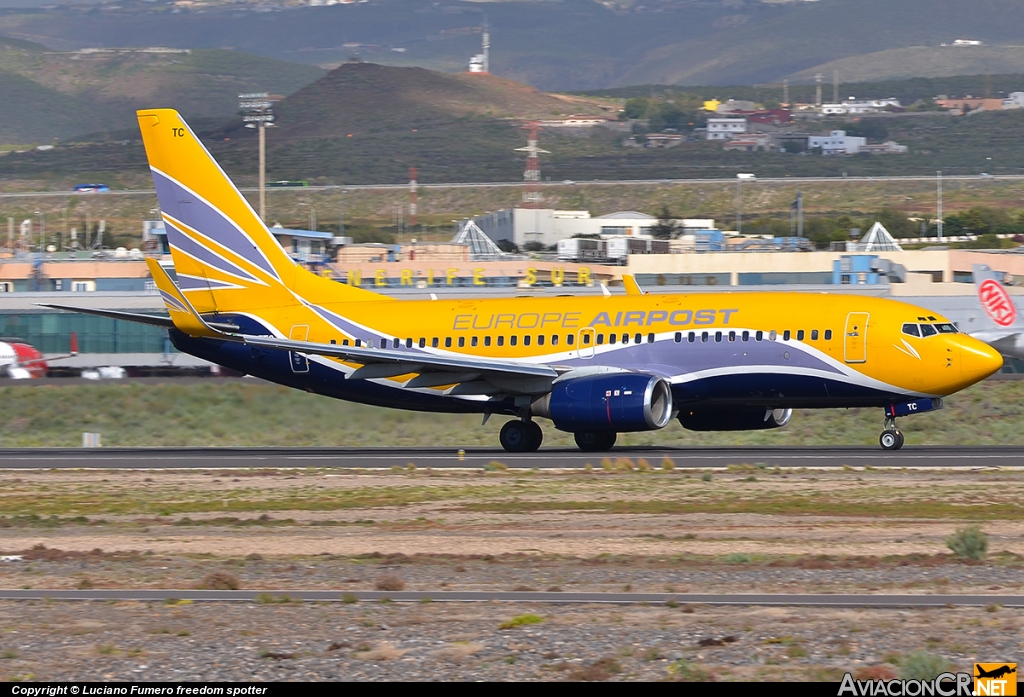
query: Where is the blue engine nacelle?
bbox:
[532,373,674,432]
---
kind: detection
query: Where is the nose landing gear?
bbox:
[879,416,904,451]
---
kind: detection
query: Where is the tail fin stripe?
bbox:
[176,274,245,292]
[163,218,262,284]
[153,168,280,281]
[158,290,190,315]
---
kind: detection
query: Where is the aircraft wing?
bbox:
[37,304,240,333]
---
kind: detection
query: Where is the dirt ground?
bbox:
[0,466,1021,681]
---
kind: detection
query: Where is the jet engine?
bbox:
[678,407,793,432]
[532,373,674,432]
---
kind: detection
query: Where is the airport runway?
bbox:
[0,446,1021,470]
[2,174,1020,198]
[0,589,1020,607]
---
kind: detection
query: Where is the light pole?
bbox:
[936,170,943,242]
[735,175,743,234]
[239,92,275,222]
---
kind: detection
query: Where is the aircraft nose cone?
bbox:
[961,339,1004,383]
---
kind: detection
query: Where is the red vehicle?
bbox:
[0,335,77,379]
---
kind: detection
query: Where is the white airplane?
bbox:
[971,264,1024,360]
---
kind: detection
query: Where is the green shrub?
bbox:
[900,651,950,680]
[499,613,544,629]
[946,525,988,560]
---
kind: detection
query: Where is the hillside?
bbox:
[788,45,1024,84]
[268,62,615,140]
[3,64,1024,186]
[0,41,324,143]
[3,0,1024,88]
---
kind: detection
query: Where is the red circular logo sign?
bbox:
[978,278,1017,327]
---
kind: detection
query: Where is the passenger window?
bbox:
[445,337,452,348]
[647,332,655,343]
[935,323,958,334]
[701,331,709,342]
[674,332,682,343]
[432,338,439,348]
[471,337,478,347]
[330,339,337,345]
[484,336,491,347]
[622,333,630,345]
[394,338,401,348]
[715,331,722,342]
[634,333,642,344]
[902,323,920,337]
[824,329,832,340]
[418,338,425,348]
[551,335,558,346]
[497,336,505,347]
[797,330,805,341]
[688,332,696,343]
[567,334,574,345]
[406,338,413,348]
[523,336,531,346]
[920,324,937,337]
[355,339,362,347]
[742,331,749,342]
[596,334,604,345]
[728,331,736,342]
[510,336,518,346]
[783,330,791,341]
[811,330,819,341]
[755,331,763,341]
[581,334,590,345]
[608,334,616,344]
[769,330,777,341]
[537,335,545,346]
[458,337,465,348]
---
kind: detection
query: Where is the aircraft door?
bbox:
[844,312,869,363]
[577,328,595,359]
[289,325,310,373]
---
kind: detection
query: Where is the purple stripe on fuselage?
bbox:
[164,222,258,283]
[152,170,277,279]
[559,333,845,377]
[311,305,429,355]
[158,290,189,314]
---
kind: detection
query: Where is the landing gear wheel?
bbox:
[894,429,905,450]
[574,431,617,452]
[500,420,531,453]
[525,421,543,452]
[879,430,900,450]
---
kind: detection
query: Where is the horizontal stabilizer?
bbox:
[38,303,240,332]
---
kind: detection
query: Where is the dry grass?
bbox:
[198,571,241,591]
[429,642,485,661]
[374,575,406,592]
[355,642,407,661]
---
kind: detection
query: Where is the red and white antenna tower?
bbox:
[408,167,418,227]
[516,121,548,208]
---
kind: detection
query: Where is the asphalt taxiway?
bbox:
[0,446,1020,470]
[0,589,1019,607]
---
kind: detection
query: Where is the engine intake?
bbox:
[532,373,674,432]
[679,407,792,432]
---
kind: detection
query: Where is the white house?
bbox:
[807,130,867,155]
[706,117,747,140]
[1003,92,1024,109]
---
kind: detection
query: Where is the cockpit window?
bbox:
[902,323,921,337]
[935,323,958,334]
[919,324,938,337]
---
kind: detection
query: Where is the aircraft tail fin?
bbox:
[136,109,386,313]
[972,264,1023,329]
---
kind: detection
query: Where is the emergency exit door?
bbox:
[844,312,869,364]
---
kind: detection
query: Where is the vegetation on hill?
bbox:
[0,43,323,143]
[4,0,1024,89]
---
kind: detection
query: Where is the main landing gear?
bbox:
[879,415,905,451]
[573,431,617,452]
[499,419,543,453]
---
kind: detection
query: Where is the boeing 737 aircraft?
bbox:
[44,110,1004,451]
[971,264,1024,360]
